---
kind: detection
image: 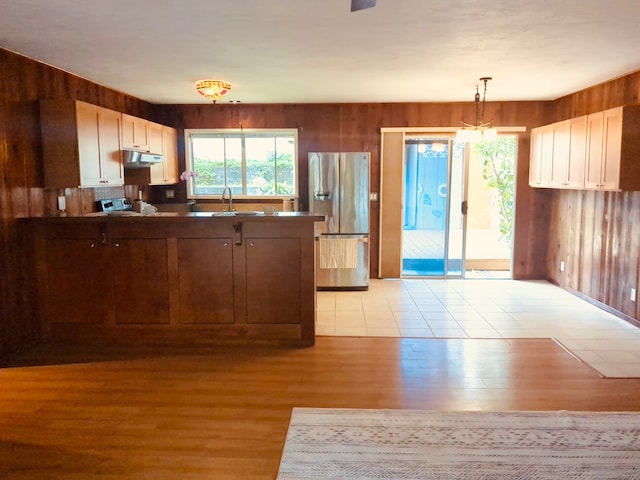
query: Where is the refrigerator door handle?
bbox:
[315,191,331,200]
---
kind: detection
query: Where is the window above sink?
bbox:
[184,128,298,200]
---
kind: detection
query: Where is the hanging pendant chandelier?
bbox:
[456,77,497,143]
[195,79,231,103]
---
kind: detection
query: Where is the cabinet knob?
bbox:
[223,242,229,247]
[114,243,120,247]
[249,242,255,247]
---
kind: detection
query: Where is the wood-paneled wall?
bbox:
[5,43,639,361]
[547,190,640,321]
[545,72,640,323]
[0,48,154,361]
[162,100,552,281]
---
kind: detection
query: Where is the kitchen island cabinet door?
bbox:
[111,238,170,325]
[177,238,235,324]
[44,238,113,325]
[244,237,302,325]
[30,215,320,346]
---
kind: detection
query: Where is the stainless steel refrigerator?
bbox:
[308,152,370,290]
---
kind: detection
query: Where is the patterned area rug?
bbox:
[277,408,640,479]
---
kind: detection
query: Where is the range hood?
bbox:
[122,149,163,169]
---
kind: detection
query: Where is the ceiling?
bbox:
[2,0,640,105]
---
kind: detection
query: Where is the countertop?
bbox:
[27,211,325,222]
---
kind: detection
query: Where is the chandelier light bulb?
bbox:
[482,127,498,142]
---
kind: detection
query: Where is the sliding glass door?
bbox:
[402,137,468,277]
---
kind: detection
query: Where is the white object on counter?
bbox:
[263,205,278,215]
[133,199,144,212]
[143,204,158,215]
[282,198,297,212]
[133,200,157,214]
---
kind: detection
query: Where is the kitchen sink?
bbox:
[99,211,178,217]
[145,212,178,216]
[211,211,264,216]
[233,211,264,216]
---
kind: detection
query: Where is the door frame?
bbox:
[379,126,524,279]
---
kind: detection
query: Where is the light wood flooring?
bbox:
[2,336,640,479]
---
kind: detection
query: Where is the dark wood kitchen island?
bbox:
[26,212,323,347]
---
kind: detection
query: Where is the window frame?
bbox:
[184,128,299,200]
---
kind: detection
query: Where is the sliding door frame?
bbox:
[379,126,525,279]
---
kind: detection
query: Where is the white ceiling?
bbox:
[2,0,640,105]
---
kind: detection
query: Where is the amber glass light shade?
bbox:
[195,80,231,102]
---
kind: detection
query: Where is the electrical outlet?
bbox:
[165,189,175,199]
[560,261,565,272]
[57,196,66,211]
[631,288,637,302]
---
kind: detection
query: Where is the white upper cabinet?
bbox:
[530,106,640,191]
[41,100,124,188]
[121,113,150,151]
[529,124,553,188]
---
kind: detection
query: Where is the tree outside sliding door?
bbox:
[465,135,515,277]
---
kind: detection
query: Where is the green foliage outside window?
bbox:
[474,136,516,243]
[188,130,297,197]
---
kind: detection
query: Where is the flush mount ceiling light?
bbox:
[195,79,231,103]
[456,77,497,143]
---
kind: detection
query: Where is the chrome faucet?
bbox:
[221,186,233,212]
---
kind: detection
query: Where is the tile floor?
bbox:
[316,278,640,378]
